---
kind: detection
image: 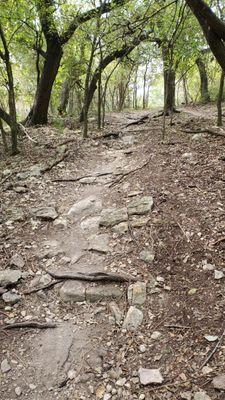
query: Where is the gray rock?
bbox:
[31,207,58,220]
[140,249,155,263]
[194,391,211,400]
[68,195,102,216]
[10,253,25,268]
[128,282,146,305]
[80,216,101,233]
[86,285,123,303]
[1,359,11,373]
[8,208,25,222]
[2,291,21,304]
[30,274,52,288]
[116,377,126,387]
[60,281,86,302]
[109,301,123,325]
[151,331,162,340]
[0,269,22,288]
[122,135,135,146]
[128,196,153,216]
[130,217,149,228]
[14,186,28,194]
[88,234,110,253]
[139,367,163,385]
[99,208,128,227]
[15,387,22,396]
[53,217,68,229]
[123,306,143,331]
[213,374,225,390]
[180,392,192,400]
[17,164,42,180]
[191,133,205,141]
[214,270,224,280]
[112,222,128,234]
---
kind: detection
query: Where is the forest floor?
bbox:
[1,103,225,400]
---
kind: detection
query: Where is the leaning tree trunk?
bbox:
[27,40,63,125]
[196,58,210,103]
[217,70,225,126]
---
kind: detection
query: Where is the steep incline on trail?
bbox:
[1,105,225,400]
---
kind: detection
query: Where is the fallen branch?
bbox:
[124,114,149,128]
[45,270,136,283]
[2,321,57,330]
[200,328,225,369]
[42,151,69,174]
[108,157,151,188]
[93,132,120,140]
[23,279,63,295]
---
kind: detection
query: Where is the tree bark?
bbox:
[26,0,129,126]
[58,79,70,115]
[28,39,63,125]
[196,58,210,102]
[217,70,225,126]
[186,0,225,72]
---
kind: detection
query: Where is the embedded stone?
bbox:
[99,208,128,227]
[128,196,153,216]
[60,281,86,302]
[86,285,123,303]
[123,306,143,331]
[128,282,146,305]
[139,368,163,385]
[31,207,58,220]
[0,269,22,288]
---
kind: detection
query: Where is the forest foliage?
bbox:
[0,0,225,153]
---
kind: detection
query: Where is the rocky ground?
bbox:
[1,104,225,400]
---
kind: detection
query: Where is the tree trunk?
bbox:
[0,119,8,151]
[196,58,210,102]
[133,66,138,109]
[182,77,188,105]
[143,62,148,109]
[162,47,176,115]
[164,68,176,115]
[28,41,63,125]
[58,80,70,115]
[217,70,225,126]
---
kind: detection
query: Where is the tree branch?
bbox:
[61,0,130,45]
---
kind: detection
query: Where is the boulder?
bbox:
[2,291,21,304]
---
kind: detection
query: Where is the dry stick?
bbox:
[124,114,149,128]
[45,269,135,283]
[165,324,191,330]
[23,279,63,295]
[108,157,151,188]
[200,328,225,369]
[2,321,57,330]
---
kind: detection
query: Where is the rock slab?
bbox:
[139,367,163,385]
[31,207,58,220]
[99,208,128,227]
[123,306,143,331]
[128,282,146,305]
[128,196,153,216]
[213,374,225,390]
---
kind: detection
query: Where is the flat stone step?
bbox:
[60,281,123,303]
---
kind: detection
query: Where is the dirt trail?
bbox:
[1,105,225,400]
